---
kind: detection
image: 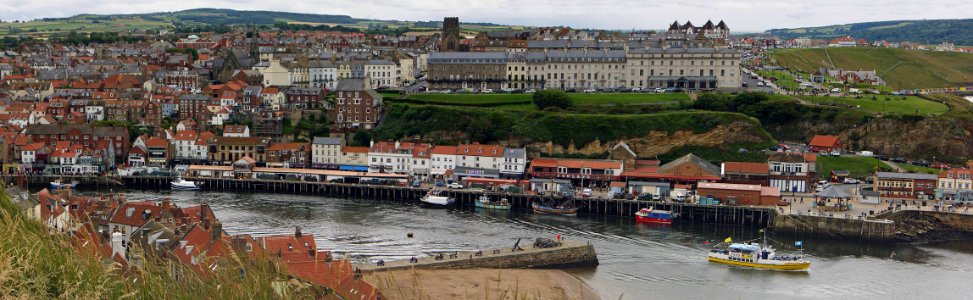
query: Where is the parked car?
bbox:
[581,188,593,198]
[843,178,860,184]
[583,88,596,93]
[412,180,421,188]
[482,89,494,93]
[631,87,642,92]
[654,88,666,93]
[525,89,536,93]
[448,182,463,189]
[831,88,841,93]
[830,150,841,156]
[891,157,906,163]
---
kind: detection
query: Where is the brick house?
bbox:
[266,142,311,168]
[24,125,129,163]
[873,172,937,200]
[329,78,383,132]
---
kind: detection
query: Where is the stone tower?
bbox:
[440,17,460,52]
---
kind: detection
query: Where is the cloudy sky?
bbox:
[1,0,971,32]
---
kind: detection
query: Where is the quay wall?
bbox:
[771,214,896,241]
[359,241,598,273]
[885,210,973,233]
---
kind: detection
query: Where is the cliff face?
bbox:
[841,117,973,159]
[523,121,769,157]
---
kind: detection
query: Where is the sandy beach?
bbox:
[365,268,600,300]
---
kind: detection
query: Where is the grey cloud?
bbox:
[0,0,970,32]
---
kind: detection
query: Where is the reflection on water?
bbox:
[117,190,973,299]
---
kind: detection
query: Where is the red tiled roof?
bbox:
[146,137,168,148]
[175,130,198,141]
[723,162,769,175]
[809,135,840,148]
[431,145,458,155]
[343,146,368,153]
[456,143,504,157]
[109,201,165,227]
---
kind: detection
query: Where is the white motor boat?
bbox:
[420,190,455,207]
[171,178,201,191]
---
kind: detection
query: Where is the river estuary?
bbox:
[119,190,973,299]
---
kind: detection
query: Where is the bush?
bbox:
[532,90,572,110]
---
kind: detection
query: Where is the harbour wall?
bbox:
[771,213,896,241]
[358,240,598,273]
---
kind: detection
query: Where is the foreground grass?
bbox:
[817,156,893,180]
[0,188,315,299]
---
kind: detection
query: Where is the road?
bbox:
[881,160,905,172]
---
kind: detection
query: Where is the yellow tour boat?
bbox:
[708,234,810,271]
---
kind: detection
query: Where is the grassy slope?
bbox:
[796,95,948,115]
[376,103,773,147]
[769,47,973,89]
[0,188,312,299]
[895,163,945,174]
[817,156,893,179]
[400,93,689,110]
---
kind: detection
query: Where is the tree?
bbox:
[352,130,372,147]
[692,93,733,111]
[532,90,572,110]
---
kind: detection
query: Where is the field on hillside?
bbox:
[795,95,949,115]
[818,156,893,180]
[769,47,973,89]
[0,16,171,36]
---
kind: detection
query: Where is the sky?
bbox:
[1,0,971,32]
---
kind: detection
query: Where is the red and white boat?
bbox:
[635,208,674,224]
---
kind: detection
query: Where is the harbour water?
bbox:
[123,190,973,299]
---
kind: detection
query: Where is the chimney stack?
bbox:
[295,226,302,238]
[211,222,222,241]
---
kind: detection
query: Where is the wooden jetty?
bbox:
[119,176,776,227]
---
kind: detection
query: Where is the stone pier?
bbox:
[358,240,598,273]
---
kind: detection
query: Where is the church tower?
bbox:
[440,17,460,52]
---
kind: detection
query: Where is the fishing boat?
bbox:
[50,179,78,189]
[171,178,202,191]
[420,189,455,207]
[708,231,810,271]
[475,194,511,210]
[531,199,577,216]
[634,208,674,224]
